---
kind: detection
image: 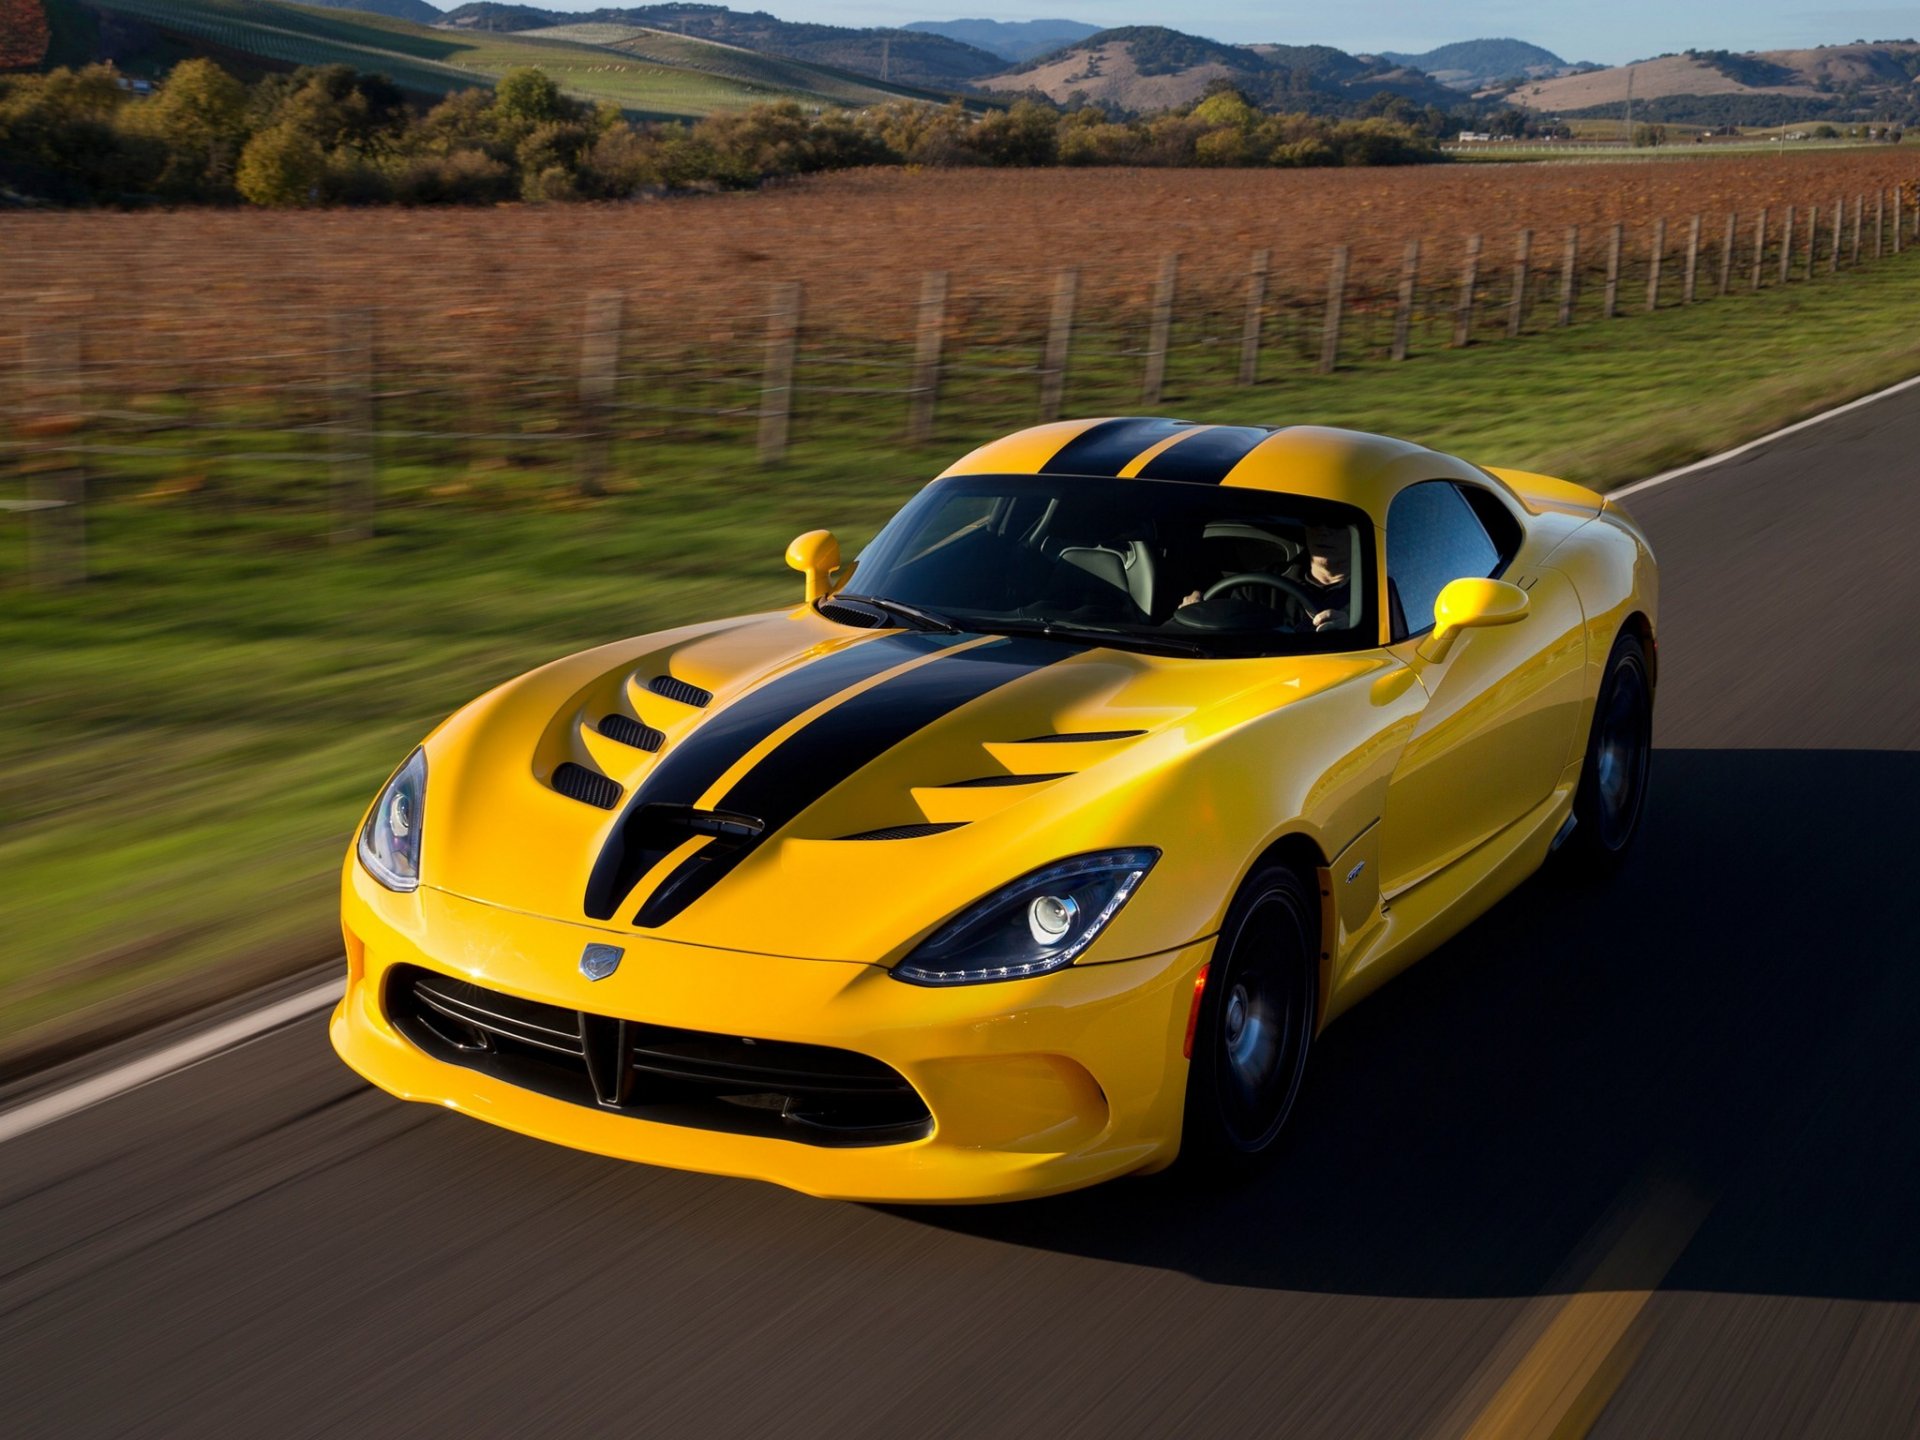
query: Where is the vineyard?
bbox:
[73,0,947,116]
[0,0,51,69]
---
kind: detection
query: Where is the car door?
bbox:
[1376,480,1585,896]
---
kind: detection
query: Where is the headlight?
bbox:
[358,748,426,892]
[891,849,1159,986]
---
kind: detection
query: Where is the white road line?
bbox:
[9,366,1920,1145]
[0,979,344,1146]
[1611,372,1920,501]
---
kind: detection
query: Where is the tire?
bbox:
[1178,861,1318,1177]
[1564,631,1653,868]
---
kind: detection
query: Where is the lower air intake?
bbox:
[386,965,931,1148]
[836,822,966,841]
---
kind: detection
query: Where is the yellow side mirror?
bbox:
[786,529,844,604]
[1417,577,1529,663]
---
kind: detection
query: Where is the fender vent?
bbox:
[818,600,889,629]
[1013,730,1146,743]
[940,773,1068,789]
[598,714,664,751]
[646,675,712,708]
[553,762,622,810]
[836,822,967,841]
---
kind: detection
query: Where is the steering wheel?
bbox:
[1202,572,1322,618]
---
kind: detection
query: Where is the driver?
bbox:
[1178,523,1351,631]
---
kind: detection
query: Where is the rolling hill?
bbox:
[1378,38,1582,91]
[983,26,1459,114]
[902,18,1101,63]
[1504,41,1920,123]
[67,0,959,116]
[438,4,1005,88]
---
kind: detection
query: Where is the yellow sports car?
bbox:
[332,419,1657,1203]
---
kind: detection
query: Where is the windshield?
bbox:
[838,474,1378,657]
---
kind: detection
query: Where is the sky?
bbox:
[528,2,1920,66]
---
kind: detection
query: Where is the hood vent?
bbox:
[552,762,622,810]
[647,675,713,708]
[598,714,665,752]
[939,772,1069,789]
[836,821,967,841]
[1012,730,1146,743]
[818,599,890,629]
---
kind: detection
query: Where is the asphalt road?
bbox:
[6,387,1920,1439]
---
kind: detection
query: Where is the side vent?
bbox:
[553,762,622,810]
[598,714,665,751]
[818,599,889,629]
[836,822,967,841]
[939,773,1068,789]
[647,675,713,708]
[1013,730,1147,743]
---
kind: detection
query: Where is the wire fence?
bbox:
[5,181,1918,585]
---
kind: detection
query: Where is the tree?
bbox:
[494,68,569,128]
[131,58,251,198]
[236,123,326,206]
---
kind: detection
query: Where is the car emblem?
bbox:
[579,943,624,981]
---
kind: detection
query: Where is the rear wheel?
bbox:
[1565,631,1653,867]
[1179,862,1317,1176]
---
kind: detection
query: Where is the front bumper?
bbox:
[332,862,1206,1203]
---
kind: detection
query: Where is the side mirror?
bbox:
[786,529,845,604]
[1417,577,1529,663]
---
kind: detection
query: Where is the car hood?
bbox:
[415,605,1382,963]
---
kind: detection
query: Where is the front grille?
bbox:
[552,762,622,809]
[386,965,931,1147]
[646,675,713,708]
[598,714,664,752]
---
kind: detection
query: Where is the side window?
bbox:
[1386,481,1501,639]
[1454,482,1523,570]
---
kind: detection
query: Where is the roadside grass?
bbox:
[4,249,1919,1055]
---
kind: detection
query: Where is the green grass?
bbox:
[4,247,1920,1056]
[75,0,941,117]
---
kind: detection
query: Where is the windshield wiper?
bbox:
[977,620,1207,659]
[831,594,960,633]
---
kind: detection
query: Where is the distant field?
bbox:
[72,0,945,116]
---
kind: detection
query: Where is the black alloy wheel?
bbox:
[1568,631,1653,865]
[1180,861,1317,1175]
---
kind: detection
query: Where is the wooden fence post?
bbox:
[757,281,801,466]
[1779,206,1795,284]
[1875,190,1885,259]
[24,323,86,586]
[1038,267,1077,421]
[1391,239,1421,360]
[330,307,375,544]
[1237,249,1269,385]
[1894,187,1904,254]
[1645,218,1667,310]
[1506,229,1532,338]
[1852,194,1863,266]
[1719,212,1737,297]
[1557,226,1579,326]
[1603,224,1622,317]
[1830,200,1842,274]
[907,270,947,445]
[1142,252,1178,406]
[1803,203,1817,280]
[1318,246,1349,374]
[576,290,621,499]
[1682,214,1701,303]
[1751,209,1767,290]
[1453,234,1482,347]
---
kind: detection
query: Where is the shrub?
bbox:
[235,123,326,206]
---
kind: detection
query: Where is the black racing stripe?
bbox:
[581,631,966,920]
[1040,417,1195,477]
[1135,425,1275,484]
[631,637,1079,929]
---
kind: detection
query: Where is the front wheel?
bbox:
[1178,862,1317,1176]
[1564,631,1653,868]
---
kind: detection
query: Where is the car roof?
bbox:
[938,417,1500,528]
